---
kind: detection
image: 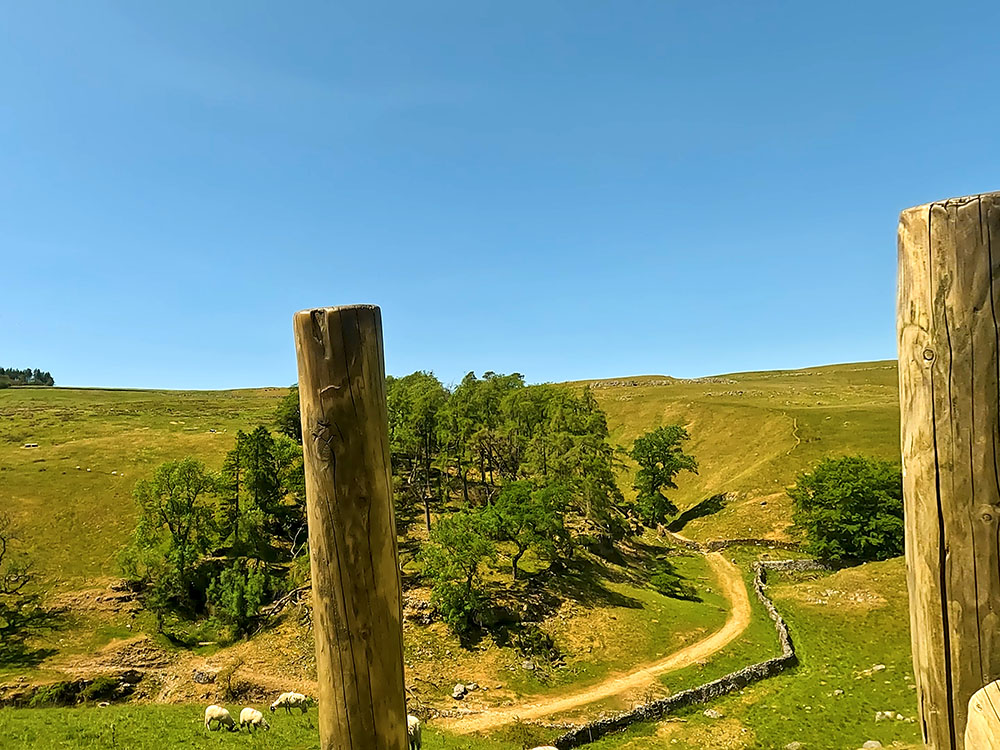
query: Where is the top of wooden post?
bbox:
[901,190,1000,218]
[294,303,380,318]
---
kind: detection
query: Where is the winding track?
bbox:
[443,550,752,734]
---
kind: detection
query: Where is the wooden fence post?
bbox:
[898,192,1000,749]
[293,304,407,750]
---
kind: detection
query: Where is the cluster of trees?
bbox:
[119,427,306,639]
[0,367,54,387]
[788,455,903,563]
[380,371,698,634]
[129,372,700,640]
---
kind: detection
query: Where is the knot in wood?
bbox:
[922,348,935,362]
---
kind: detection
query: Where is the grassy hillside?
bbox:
[0,360,901,587]
[0,386,284,586]
[583,360,900,541]
[0,362,910,750]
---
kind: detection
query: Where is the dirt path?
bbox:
[443,551,752,734]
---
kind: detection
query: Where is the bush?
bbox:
[79,676,121,703]
[208,560,270,638]
[28,681,80,707]
[430,581,490,634]
[789,455,903,564]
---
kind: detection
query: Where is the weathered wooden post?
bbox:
[966,680,1000,748]
[293,304,408,750]
[898,191,1000,749]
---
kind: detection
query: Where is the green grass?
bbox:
[568,557,922,750]
[0,386,284,586]
[0,705,521,750]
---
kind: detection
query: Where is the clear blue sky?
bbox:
[3,1,998,390]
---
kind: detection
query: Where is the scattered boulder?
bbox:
[466,682,479,691]
[522,660,536,671]
[703,708,723,719]
[861,742,883,749]
[192,668,218,685]
[452,683,467,700]
[833,689,844,697]
[784,743,803,750]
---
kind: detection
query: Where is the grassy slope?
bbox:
[574,557,921,750]
[0,386,283,586]
[0,360,901,582]
[582,360,900,541]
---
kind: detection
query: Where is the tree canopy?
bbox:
[788,455,904,563]
[630,425,698,526]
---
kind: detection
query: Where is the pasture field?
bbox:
[0,557,921,750]
[0,705,516,750]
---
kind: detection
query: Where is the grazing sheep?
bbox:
[240,707,270,732]
[204,705,237,732]
[407,714,421,750]
[270,691,311,714]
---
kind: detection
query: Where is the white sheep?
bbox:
[270,691,311,714]
[204,705,237,732]
[407,714,421,750]
[239,707,270,732]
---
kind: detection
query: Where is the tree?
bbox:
[0,512,52,665]
[420,510,495,633]
[121,458,217,617]
[488,481,570,580]
[789,455,903,563]
[217,427,284,559]
[630,425,698,526]
[274,387,302,443]
[208,559,270,637]
[387,372,449,530]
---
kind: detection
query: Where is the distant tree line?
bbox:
[0,368,54,387]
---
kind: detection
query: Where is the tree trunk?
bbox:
[293,305,407,750]
[898,192,1000,750]
[512,547,525,581]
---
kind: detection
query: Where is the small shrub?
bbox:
[430,581,489,635]
[79,676,120,703]
[28,681,79,707]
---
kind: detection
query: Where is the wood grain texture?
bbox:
[293,305,407,750]
[965,680,1000,749]
[899,192,1000,750]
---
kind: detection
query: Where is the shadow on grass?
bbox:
[667,493,729,533]
[0,602,65,669]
